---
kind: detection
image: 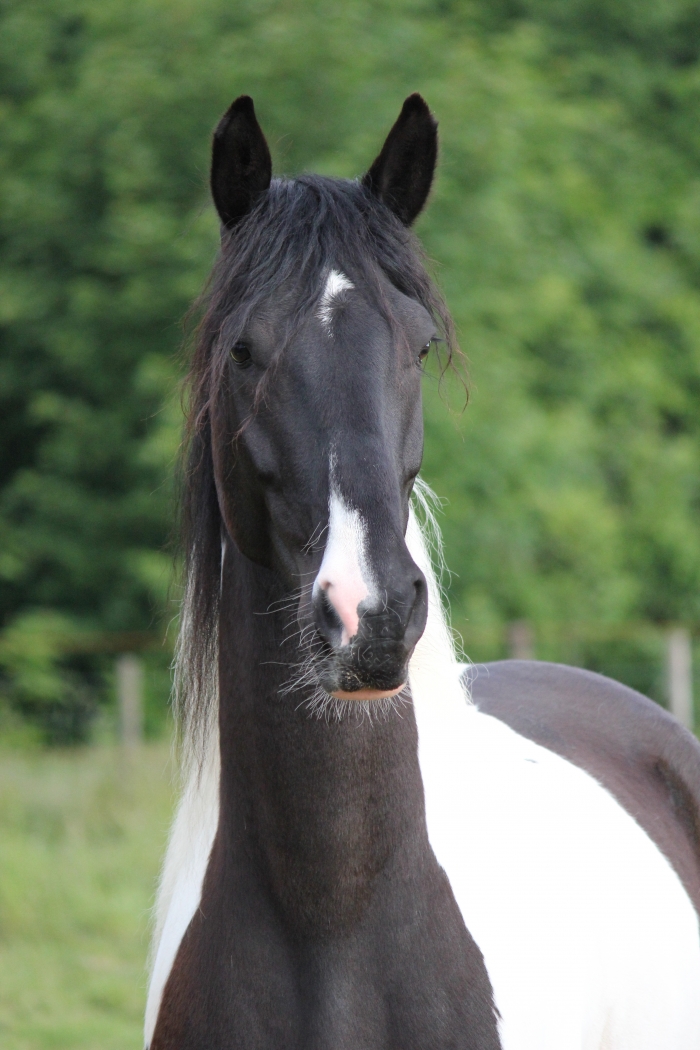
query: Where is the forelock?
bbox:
[205,175,451,347]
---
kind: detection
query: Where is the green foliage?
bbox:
[419,12,700,630]
[0,610,100,743]
[2,0,700,727]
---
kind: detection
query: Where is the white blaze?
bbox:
[317,269,354,331]
[313,485,375,646]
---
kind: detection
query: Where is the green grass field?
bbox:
[0,744,175,1049]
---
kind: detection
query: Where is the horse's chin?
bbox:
[330,684,406,702]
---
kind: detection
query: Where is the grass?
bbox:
[0,743,175,1049]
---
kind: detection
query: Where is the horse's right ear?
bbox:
[211,96,272,229]
[362,94,438,226]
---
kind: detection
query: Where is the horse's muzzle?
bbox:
[313,572,428,695]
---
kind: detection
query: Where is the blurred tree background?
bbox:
[2,0,700,741]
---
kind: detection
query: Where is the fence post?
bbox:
[116,653,143,747]
[666,627,693,731]
[508,620,534,661]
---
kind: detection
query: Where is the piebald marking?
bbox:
[144,739,220,1045]
[408,516,700,1049]
[317,269,354,331]
[145,508,700,1049]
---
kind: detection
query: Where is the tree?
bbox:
[3,0,700,735]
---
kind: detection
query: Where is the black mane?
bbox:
[177,175,456,753]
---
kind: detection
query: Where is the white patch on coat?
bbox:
[408,517,700,1050]
[146,492,700,1047]
[313,484,375,646]
[143,734,220,1048]
[317,269,354,331]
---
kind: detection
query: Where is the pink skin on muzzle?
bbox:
[314,486,406,700]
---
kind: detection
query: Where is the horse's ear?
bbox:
[362,94,438,226]
[211,95,272,229]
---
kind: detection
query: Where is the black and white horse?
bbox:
[145,95,700,1049]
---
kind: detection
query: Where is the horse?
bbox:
[145,94,700,1049]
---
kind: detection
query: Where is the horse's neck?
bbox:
[217,542,429,937]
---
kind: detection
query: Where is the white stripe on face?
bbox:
[317,269,354,331]
[313,484,375,646]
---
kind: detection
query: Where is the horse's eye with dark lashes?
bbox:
[230,341,252,366]
[418,341,432,366]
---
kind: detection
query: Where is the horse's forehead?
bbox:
[248,270,430,331]
[317,270,354,332]
[238,275,434,378]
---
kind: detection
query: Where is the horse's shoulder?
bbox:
[468,659,700,915]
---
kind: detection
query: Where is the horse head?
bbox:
[188,94,453,703]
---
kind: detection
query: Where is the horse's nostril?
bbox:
[313,562,428,656]
[401,569,428,651]
[314,588,343,645]
[407,574,427,624]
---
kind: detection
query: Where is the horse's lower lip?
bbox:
[330,684,407,701]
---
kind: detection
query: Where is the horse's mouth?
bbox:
[330,684,407,701]
[317,637,411,697]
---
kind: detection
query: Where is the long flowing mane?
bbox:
[176,175,457,768]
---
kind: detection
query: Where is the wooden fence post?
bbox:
[116,653,143,747]
[666,627,693,731]
[508,620,534,661]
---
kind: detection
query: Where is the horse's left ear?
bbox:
[211,95,272,229]
[362,94,438,226]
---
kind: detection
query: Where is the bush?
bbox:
[0,611,102,744]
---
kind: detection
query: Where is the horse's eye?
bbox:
[230,341,252,366]
[418,341,431,365]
